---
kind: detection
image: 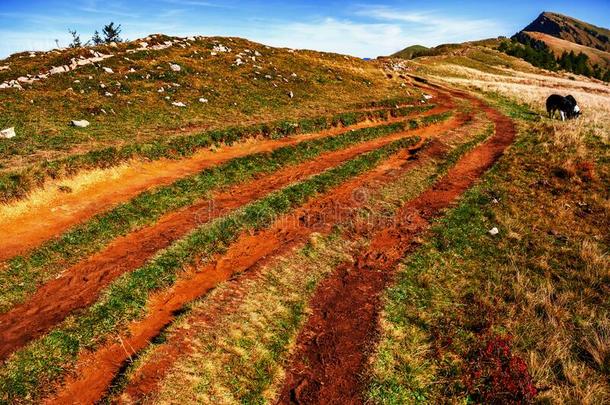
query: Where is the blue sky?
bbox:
[1,0,609,58]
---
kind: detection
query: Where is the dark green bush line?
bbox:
[0,136,422,404]
[0,104,435,203]
[0,111,452,314]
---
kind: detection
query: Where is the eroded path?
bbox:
[0,103,447,262]
[0,110,466,361]
[277,94,516,404]
[0,82,517,405]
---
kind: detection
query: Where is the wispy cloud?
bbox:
[247,17,406,57]
[355,5,503,47]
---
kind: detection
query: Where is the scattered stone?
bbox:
[158,87,165,93]
[169,63,181,72]
[172,101,187,107]
[0,127,16,139]
[104,92,113,97]
[423,94,433,100]
[212,44,230,53]
[102,67,114,74]
[235,58,244,66]
[0,65,9,71]
[488,227,499,236]
[109,42,118,48]
[288,91,294,99]
[199,98,209,103]
[70,120,90,128]
[291,73,297,77]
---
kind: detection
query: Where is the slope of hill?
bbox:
[0,35,416,173]
[522,12,610,52]
[522,31,610,66]
[391,45,430,59]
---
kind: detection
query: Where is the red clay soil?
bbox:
[112,116,480,404]
[44,129,452,405]
[0,111,467,362]
[0,102,449,263]
[276,101,516,405]
[53,101,483,405]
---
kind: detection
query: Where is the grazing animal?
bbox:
[546,94,580,121]
[565,95,581,119]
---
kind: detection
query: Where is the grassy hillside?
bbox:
[523,31,610,66]
[0,35,417,172]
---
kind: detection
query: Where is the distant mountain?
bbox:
[391,45,430,59]
[521,12,610,53]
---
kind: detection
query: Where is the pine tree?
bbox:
[102,22,123,43]
[92,30,103,45]
[68,29,82,48]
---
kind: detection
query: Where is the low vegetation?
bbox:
[0,109,446,313]
[0,134,423,403]
[368,91,609,404]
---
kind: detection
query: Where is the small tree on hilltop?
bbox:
[68,29,82,48]
[102,22,123,43]
[92,30,103,45]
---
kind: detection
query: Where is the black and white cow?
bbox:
[546,94,581,121]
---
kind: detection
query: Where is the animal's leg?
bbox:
[560,111,565,121]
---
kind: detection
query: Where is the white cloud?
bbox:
[355,5,504,49]
[249,17,405,57]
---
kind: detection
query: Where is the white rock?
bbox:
[254,51,261,57]
[172,101,187,107]
[423,94,433,100]
[212,44,230,53]
[0,127,16,139]
[289,91,294,98]
[199,98,208,103]
[102,67,114,74]
[49,66,67,75]
[488,227,499,236]
[169,63,181,72]
[70,120,90,128]
[139,41,149,48]
[291,73,297,77]
[109,42,118,48]
[0,65,9,71]
[235,58,244,66]
[158,87,165,93]
[104,92,113,97]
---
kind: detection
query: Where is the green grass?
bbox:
[0,104,433,203]
[139,114,494,404]
[0,109,450,314]
[0,134,424,404]
[367,95,609,404]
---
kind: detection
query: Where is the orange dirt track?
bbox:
[277,98,516,404]
[0,109,465,362]
[0,104,446,263]
[44,122,456,404]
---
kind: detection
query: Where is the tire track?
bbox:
[276,93,516,405]
[43,128,457,404]
[0,103,447,262]
[110,105,488,405]
[0,110,465,362]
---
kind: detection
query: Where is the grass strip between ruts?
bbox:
[0,111,452,315]
[0,104,435,203]
[0,134,426,403]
